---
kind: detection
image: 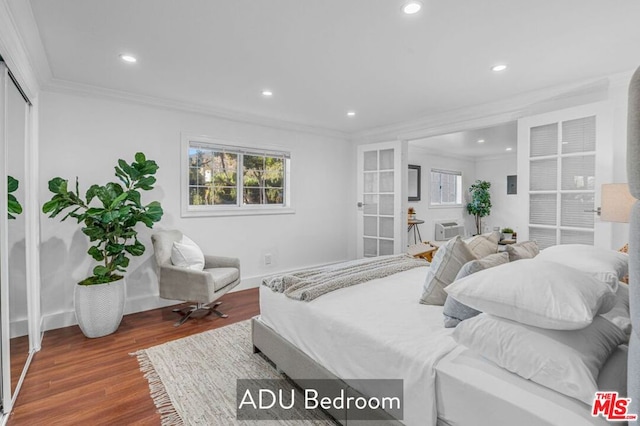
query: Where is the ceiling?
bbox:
[411,121,518,159]
[27,0,640,134]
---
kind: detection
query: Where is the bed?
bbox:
[254,260,626,425]
[252,67,640,425]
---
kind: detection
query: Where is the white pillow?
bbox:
[536,244,628,291]
[170,235,205,271]
[453,314,627,404]
[445,259,616,330]
[442,253,510,328]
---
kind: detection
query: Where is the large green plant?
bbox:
[42,153,163,285]
[466,180,492,235]
[8,176,22,219]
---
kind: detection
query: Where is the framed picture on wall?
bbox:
[408,165,421,201]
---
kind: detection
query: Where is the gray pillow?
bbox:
[455,252,509,279]
[420,236,476,305]
[505,240,540,261]
[443,299,481,328]
[443,252,510,327]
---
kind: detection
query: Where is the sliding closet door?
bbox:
[356,141,407,258]
[0,61,32,416]
[517,103,613,248]
[0,63,8,412]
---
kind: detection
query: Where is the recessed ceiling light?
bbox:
[506,147,513,151]
[261,90,273,97]
[402,1,422,14]
[347,111,356,117]
[491,64,508,72]
[119,54,137,63]
[477,139,485,144]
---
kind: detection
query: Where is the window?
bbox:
[182,135,292,216]
[430,169,462,206]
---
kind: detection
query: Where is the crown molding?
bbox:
[475,152,518,162]
[354,70,636,144]
[0,0,50,100]
[5,0,52,89]
[607,69,635,90]
[410,144,518,163]
[44,78,350,141]
[409,144,475,163]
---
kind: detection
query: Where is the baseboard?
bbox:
[9,318,29,338]
[40,259,350,332]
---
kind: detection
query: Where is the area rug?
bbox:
[133,320,335,425]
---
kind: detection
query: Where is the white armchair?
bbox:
[151,230,241,326]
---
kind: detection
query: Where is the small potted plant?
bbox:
[501,227,514,241]
[408,207,416,220]
[42,153,163,338]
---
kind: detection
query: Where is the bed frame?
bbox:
[251,317,408,426]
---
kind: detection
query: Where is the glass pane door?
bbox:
[356,141,406,258]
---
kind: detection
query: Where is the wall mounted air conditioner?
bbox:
[434,221,465,241]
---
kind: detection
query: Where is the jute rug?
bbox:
[133,320,336,425]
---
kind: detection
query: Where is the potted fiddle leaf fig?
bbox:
[42,153,163,338]
[8,176,22,219]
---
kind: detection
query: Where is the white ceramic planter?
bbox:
[74,279,125,338]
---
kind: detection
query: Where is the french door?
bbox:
[356,141,407,258]
[517,103,613,249]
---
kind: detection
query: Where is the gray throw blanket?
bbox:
[262,254,427,301]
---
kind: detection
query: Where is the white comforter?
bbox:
[259,266,457,426]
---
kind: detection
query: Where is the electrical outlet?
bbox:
[264,253,272,266]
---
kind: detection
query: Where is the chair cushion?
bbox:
[204,267,240,291]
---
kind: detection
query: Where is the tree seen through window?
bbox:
[188,145,286,207]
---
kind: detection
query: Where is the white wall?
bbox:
[407,146,476,242]
[475,154,518,235]
[38,90,354,331]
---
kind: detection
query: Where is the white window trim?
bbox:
[429,168,463,208]
[181,133,294,217]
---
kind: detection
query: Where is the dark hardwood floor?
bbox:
[7,288,260,425]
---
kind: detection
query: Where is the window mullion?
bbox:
[237,153,243,207]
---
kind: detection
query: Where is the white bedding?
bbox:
[436,346,621,426]
[259,264,627,426]
[259,266,457,426]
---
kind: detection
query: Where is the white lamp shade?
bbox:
[600,183,636,223]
